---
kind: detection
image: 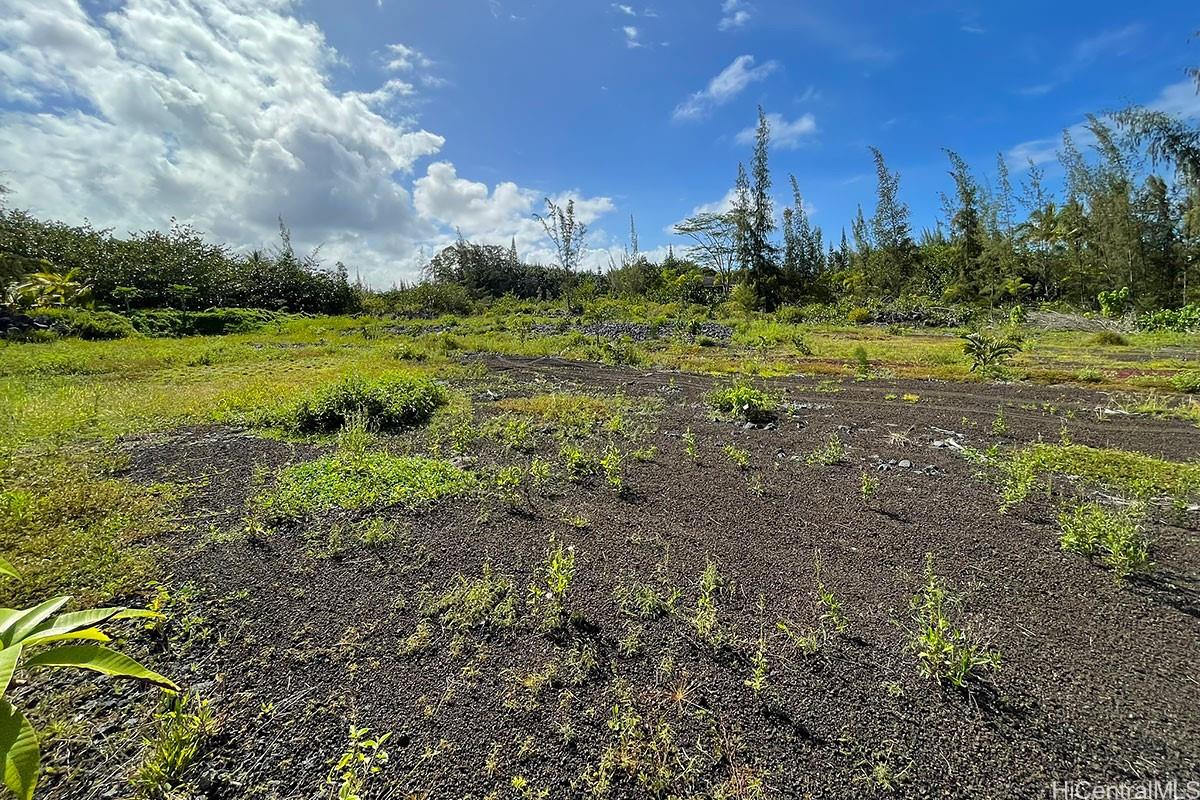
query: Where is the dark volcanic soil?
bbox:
[45,357,1200,799]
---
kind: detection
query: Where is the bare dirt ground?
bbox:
[41,357,1200,799]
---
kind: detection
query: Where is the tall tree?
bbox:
[867,147,917,296]
[746,107,781,308]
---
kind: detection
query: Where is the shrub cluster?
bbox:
[707,379,778,423]
[283,374,447,433]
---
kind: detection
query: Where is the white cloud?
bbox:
[718,0,752,31]
[673,55,778,121]
[734,112,817,149]
[690,187,738,216]
[0,0,611,286]
[622,26,641,48]
[613,4,636,16]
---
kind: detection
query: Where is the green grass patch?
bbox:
[1058,502,1151,578]
[1002,442,1200,507]
[255,451,474,521]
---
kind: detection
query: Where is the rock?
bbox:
[898,459,912,468]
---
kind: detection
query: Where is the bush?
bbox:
[707,379,777,423]
[130,307,282,337]
[1136,304,1200,333]
[283,374,448,433]
[31,307,135,340]
[1171,370,1200,394]
[847,307,871,325]
[1089,331,1128,346]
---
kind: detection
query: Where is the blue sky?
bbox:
[0,0,1197,284]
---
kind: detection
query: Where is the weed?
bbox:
[400,621,434,655]
[529,536,576,631]
[859,471,879,503]
[1171,370,1200,394]
[326,725,392,800]
[814,551,850,633]
[707,379,778,423]
[906,554,999,688]
[255,451,474,521]
[422,563,516,630]
[1058,502,1151,578]
[132,692,218,799]
[901,393,920,403]
[487,414,537,451]
[807,432,845,465]
[723,444,751,470]
[600,444,624,493]
[692,558,725,645]
[560,443,599,480]
[617,623,644,657]
[1002,442,1200,508]
[281,373,446,433]
[1090,331,1129,347]
[682,427,699,461]
[614,579,679,618]
[744,596,769,695]
[991,406,1008,435]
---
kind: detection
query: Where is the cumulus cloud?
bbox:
[718,0,752,31]
[673,55,777,121]
[0,0,611,285]
[734,112,817,149]
[622,26,641,48]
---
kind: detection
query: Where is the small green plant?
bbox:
[991,406,1008,435]
[559,443,598,480]
[0,588,177,800]
[600,444,624,493]
[859,471,878,503]
[723,444,750,470]
[707,380,777,423]
[847,307,871,325]
[692,558,725,644]
[1097,286,1130,318]
[1058,502,1151,578]
[962,331,1020,374]
[529,536,576,631]
[326,725,392,800]
[682,427,698,461]
[807,432,845,465]
[851,346,871,380]
[744,596,769,695]
[907,554,999,688]
[813,551,850,633]
[421,563,516,630]
[131,691,218,798]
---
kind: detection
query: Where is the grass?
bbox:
[421,562,517,631]
[907,554,1000,688]
[254,450,474,521]
[1002,442,1200,508]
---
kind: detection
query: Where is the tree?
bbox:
[535,198,588,311]
[745,107,781,309]
[943,150,985,299]
[673,212,737,285]
[867,147,917,296]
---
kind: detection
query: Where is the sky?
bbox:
[0,0,1197,287]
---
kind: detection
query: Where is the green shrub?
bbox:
[1170,370,1200,394]
[707,379,777,423]
[1136,304,1200,333]
[907,554,999,687]
[962,331,1020,373]
[847,307,871,325]
[284,374,447,433]
[30,308,135,340]
[129,307,282,337]
[1089,331,1128,347]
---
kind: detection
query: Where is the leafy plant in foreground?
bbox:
[906,554,999,688]
[0,588,177,800]
[327,725,392,800]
